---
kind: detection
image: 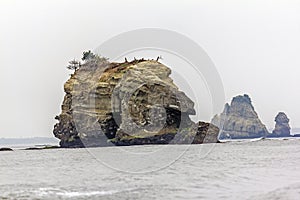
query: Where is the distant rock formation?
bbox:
[268,112,291,137]
[53,57,219,147]
[211,94,269,139]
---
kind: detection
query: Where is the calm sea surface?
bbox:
[1,138,300,199]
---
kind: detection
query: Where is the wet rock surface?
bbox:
[211,94,269,139]
[54,58,219,147]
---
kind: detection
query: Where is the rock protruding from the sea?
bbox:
[0,148,13,151]
[211,94,269,139]
[268,112,291,137]
[53,57,219,147]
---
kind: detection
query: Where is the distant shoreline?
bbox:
[0,137,59,147]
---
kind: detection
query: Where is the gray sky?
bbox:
[0,0,300,138]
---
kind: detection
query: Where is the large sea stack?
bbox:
[268,112,291,137]
[211,94,269,139]
[53,55,219,147]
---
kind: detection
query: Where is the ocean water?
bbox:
[1,138,300,200]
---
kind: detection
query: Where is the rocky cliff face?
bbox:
[53,58,219,147]
[211,94,269,139]
[268,112,291,137]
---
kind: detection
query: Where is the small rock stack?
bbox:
[268,112,291,137]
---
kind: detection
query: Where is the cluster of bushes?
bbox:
[67,50,108,71]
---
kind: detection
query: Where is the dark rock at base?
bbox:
[113,132,176,146]
[211,94,269,139]
[24,146,60,150]
[268,112,291,138]
[171,121,220,144]
[195,122,220,143]
[112,121,220,146]
[0,148,13,151]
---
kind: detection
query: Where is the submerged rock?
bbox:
[268,112,291,137]
[24,146,60,150]
[53,57,219,147]
[0,148,13,151]
[211,94,269,139]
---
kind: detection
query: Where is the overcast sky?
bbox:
[0,0,300,138]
